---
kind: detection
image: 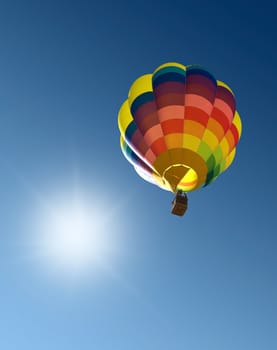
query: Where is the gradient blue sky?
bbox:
[0,1,276,349]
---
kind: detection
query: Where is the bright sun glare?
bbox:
[30,190,120,280]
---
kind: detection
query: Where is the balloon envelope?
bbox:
[118,62,242,193]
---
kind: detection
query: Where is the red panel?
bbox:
[150,137,168,155]
[184,106,209,126]
[211,107,230,133]
[185,94,213,114]
[144,125,164,145]
[144,148,156,164]
[157,105,185,122]
[214,98,234,124]
[161,119,184,135]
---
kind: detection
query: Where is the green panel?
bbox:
[153,66,186,80]
[197,141,212,161]
[213,164,221,177]
[219,160,226,174]
[213,146,223,166]
[204,171,214,186]
[206,154,216,173]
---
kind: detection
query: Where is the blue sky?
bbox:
[0,1,276,349]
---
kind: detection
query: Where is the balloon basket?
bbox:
[171,191,188,216]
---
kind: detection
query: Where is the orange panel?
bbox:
[165,133,183,149]
[206,118,225,141]
[179,179,198,187]
[224,130,235,151]
[183,120,205,139]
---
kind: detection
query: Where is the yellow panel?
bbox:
[224,148,236,171]
[163,165,190,191]
[202,129,219,150]
[165,133,183,149]
[128,74,153,106]
[183,134,201,152]
[217,80,234,95]
[118,100,133,135]
[177,168,198,192]
[153,62,187,74]
[219,137,230,159]
[120,136,125,149]
[232,111,242,138]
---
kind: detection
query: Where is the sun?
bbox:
[29,190,120,280]
[41,202,105,269]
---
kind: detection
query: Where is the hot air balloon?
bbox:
[118,62,242,216]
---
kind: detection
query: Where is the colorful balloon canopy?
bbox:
[118,62,242,193]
